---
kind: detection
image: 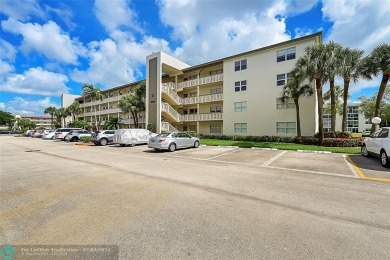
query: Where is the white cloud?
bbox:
[0,0,45,21]
[0,60,15,76]
[0,39,17,61]
[0,67,69,96]
[1,97,59,115]
[71,36,170,88]
[1,18,86,64]
[94,0,141,34]
[322,0,390,53]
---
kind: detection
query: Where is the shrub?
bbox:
[185,131,199,137]
[80,136,91,143]
[314,131,352,139]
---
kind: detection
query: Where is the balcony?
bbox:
[183,93,223,105]
[181,113,223,122]
[174,73,223,91]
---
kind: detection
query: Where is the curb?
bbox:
[297,150,332,154]
[251,147,278,151]
[217,145,239,148]
[75,143,95,146]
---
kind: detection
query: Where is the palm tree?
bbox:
[324,42,343,132]
[104,117,122,130]
[339,47,364,131]
[44,106,57,128]
[82,84,104,131]
[55,108,69,127]
[323,85,344,115]
[118,82,145,128]
[66,101,83,121]
[295,43,329,145]
[361,44,390,132]
[280,70,314,137]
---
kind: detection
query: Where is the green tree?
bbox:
[323,85,344,115]
[0,110,15,130]
[359,87,390,127]
[361,44,390,132]
[324,41,343,132]
[68,120,89,128]
[66,101,83,121]
[118,82,145,128]
[44,106,57,128]
[104,117,122,130]
[339,47,365,131]
[55,107,69,127]
[295,43,329,145]
[17,118,36,131]
[82,84,104,131]
[280,70,314,137]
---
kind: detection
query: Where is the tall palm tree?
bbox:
[81,84,104,131]
[104,117,122,130]
[55,108,69,127]
[44,106,57,128]
[323,85,344,115]
[361,44,390,132]
[119,82,145,128]
[280,70,314,137]
[339,47,364,132]
[66,101,83,121]
[324,42,343,132]
[295,43,329,145]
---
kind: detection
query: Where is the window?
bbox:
[210,106,222,113]
[189,108,197,114]
[277,47,296,62]
[276,73,292,86]
[189,125,197,131]
[210,124,222,133]
[378,129,389,138]
[276,122,296,134]
[234,101,247,112]
[276,98,295,109]
[209,69,223,76]
[189,92,197,97]
[210,88,223,94]
[235,80,247,92]
[234,123,247,134]
[188,75,197,80]
[234,59,247,71]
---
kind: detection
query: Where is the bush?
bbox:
[185,131,199,137]
[80,136,91,143]
[314,131,352,139]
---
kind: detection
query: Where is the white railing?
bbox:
[181,113,223,122]
[161,83,183,104]
[161,102,180,122]
[161,122,178,132]
[174,73,223,91]
[183,93,223,105]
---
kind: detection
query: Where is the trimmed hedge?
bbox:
[314,131,352,139]
[200,134,363,147]
[80,136,92,143]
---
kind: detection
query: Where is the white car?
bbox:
[42,130,56,139]
[113,129,156,147]
[361,127,390,168]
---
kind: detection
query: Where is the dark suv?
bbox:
[91,130,116,146]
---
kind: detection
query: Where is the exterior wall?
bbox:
[222,38,317,136]
[61,93,81,126]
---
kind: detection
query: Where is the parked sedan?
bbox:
[42,130,56,139]
[64,130,92,142]
[361,127,390,168]
[91,130,116,146]
[148,132,200,152]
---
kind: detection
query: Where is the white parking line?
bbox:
[342,155,360,178]
[262,151,287,166]
[207,148,240,160]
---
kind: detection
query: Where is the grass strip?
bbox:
[201,139,361,154]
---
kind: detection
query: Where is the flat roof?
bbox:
[76,80,145,100]
[182,31,323,72]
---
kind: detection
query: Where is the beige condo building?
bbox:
[146,32,322,136]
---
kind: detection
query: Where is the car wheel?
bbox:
[51,136,54,140]
[99,138,108,146]
[361,145,369,157]
[130,138,136,147]
[380,150,390,168]
[193,141,200,148]
[168,143,176,152]
[71,137,78,142]
[120,144,126,147]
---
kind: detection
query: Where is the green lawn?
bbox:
[201,139,361,154]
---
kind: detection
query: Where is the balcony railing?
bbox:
[161,102,181,122]
[174,73,223,91]
[181,113,223,122]
[183,93,223,105]
[161,122,178,132]
[161,83,183,105]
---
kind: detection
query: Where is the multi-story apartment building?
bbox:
[16,115,53,129]
[76,81,146,129]
[323,103,371,133]
[146,32,322,136]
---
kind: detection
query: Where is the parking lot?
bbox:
[1,136,389,259]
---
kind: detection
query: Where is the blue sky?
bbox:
[0,0,389,115]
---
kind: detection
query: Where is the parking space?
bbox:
[163,146,389,181]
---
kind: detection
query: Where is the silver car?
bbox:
[64,130,92,142]
[91,130,116,146]
[148,132,200,152]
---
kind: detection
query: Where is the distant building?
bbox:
[323,103,371,133]
[62,93,81,126]
[16,115,53,129]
